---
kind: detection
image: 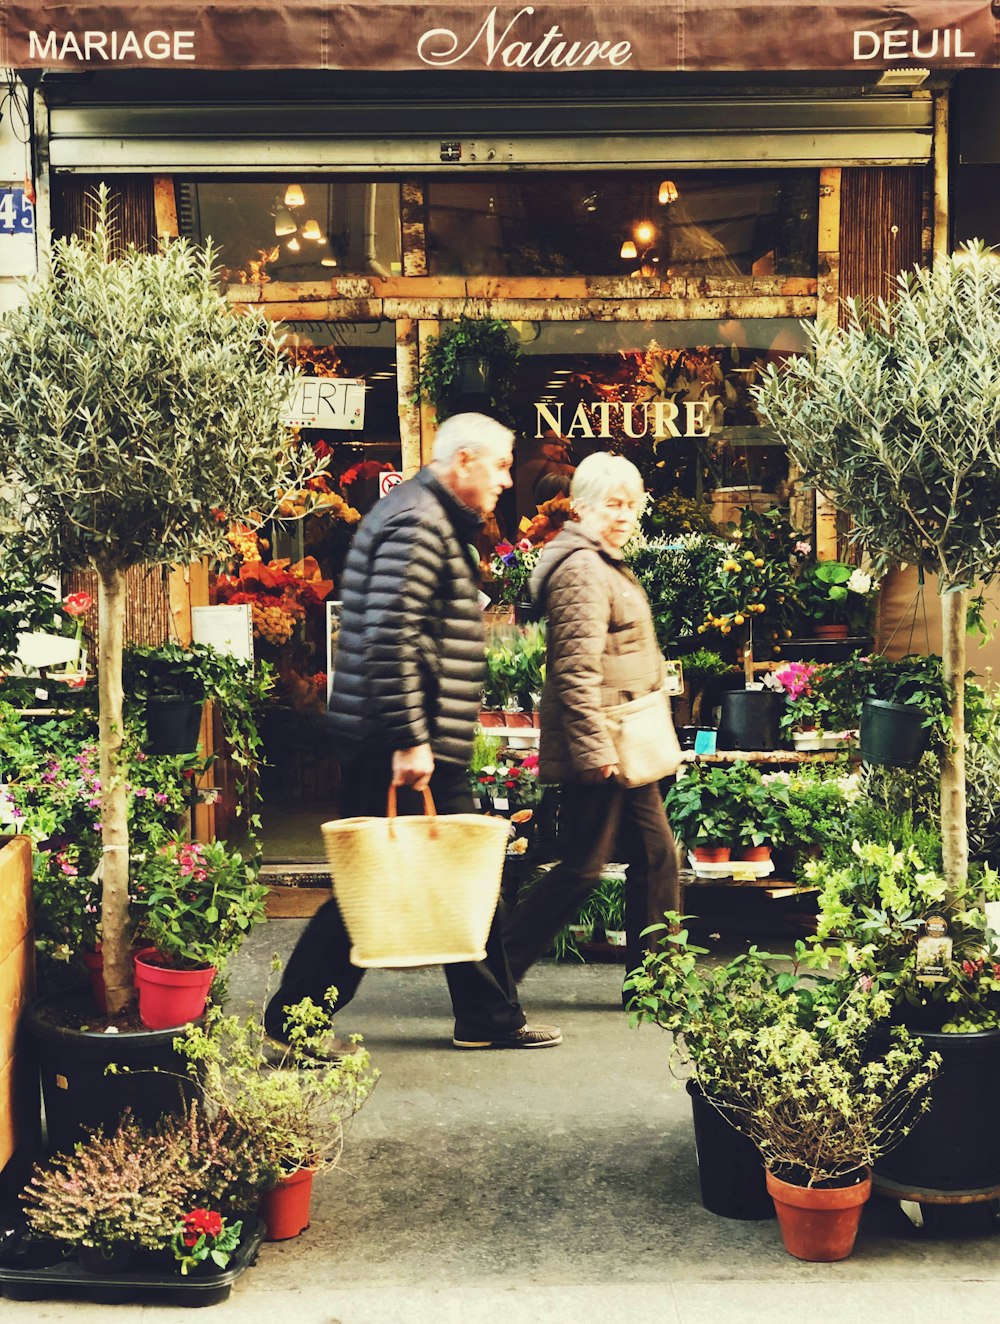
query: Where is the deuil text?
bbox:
[852,28,975,61]
[535,400,713,441]
[418,6,632,70]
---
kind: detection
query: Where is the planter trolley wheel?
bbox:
[872,1174,1000,1234]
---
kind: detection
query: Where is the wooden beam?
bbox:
[815,167,842,560]
[932,89,950,263]
[401,181,427,277]
[152,177,179,241]
[395,317,422,476]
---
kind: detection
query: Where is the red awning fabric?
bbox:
[6,2,999,73]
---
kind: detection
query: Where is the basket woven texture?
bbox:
[321,788,509,968]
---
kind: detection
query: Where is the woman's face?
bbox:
[576,486,642,552]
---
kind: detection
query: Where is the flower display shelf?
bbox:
[687,853,775,882]
[0,1217,264,1307]
[791,731,857,752]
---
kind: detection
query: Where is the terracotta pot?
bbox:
[81,943,161,1014]
[134,953,216,1030]
[814,623,849,640]
[737,845,772,863]
[692,845,732,863]
[259,1167,316,1241]
[502,711,533,729]
[765,1168,871,1262]
[478,709,504,728]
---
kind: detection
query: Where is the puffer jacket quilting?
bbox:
[530,523,664,784]
[329,466,486,766]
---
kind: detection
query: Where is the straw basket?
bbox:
[321,787,509,968]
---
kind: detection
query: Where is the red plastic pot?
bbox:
[259,1167,316,1241]
[692,845,732,863]
[82,943,160,1014]
[134,953,216,1030]
[766,1169,871,1262]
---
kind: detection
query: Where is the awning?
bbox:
[7,2,1000,74]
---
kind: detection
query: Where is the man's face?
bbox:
[452,437,514,515]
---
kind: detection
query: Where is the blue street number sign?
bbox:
[0,189,34,235]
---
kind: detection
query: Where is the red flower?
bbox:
[210,507,228,523]
[494,541,514,558]
[62,592,93,617]
[183,1208,223,1239]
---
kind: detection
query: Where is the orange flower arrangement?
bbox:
[519,495,578,547]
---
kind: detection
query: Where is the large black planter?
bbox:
[144,696,204,756]
[874,1027,1000,1195]
[859,698,928,769]
[717,689,781,752]
[23,989,197,1154]
[451,354,496,405]
[686,1080,774,1220]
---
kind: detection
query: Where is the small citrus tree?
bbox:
[754,242,1000,895]
[0,191,315,1013]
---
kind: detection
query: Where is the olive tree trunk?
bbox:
[97,566,132,1015]
[940,585,968,899]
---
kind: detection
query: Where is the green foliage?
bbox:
[626,919,939,1185]
[0,547,62,672]
[625,533,729,649]
[133,838,267,970]
[177,988,378,1179]
[762,767,855,856]
[806,840,1000,1031]
[412,315,521,427]
[483,623,545,710]
[0,187,316,577]
[754,242,1000,589]
[664,760,764,848]
[796,561,878,632]
[640,492,718,540]
[862,652,990,754]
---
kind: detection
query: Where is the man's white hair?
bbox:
[432,413,515,466]
[571,451,645,509]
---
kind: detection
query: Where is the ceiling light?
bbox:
[274,207,296,236]
[551,369,572,375]
[321,256,339,268]
[635,221,655,244]
[658,179,679,205]
[284,184,306,207]
[874,67,929,90]
[301,218,322,241]
[620,240,637,260]
[581,191,598,212]
[286,237,301,252]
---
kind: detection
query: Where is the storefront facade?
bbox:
[9,3,1000,854]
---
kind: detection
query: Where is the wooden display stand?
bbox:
[0,836,38,1189]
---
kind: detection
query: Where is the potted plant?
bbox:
[857,653,989,771]
[412,315,521,426]
[796,560,879,639]
[124,645,215,757]
[671,648,731,746]
[755,243,1000,901]
[131,837,268,1029]
[626,921,939,1255]
[489,539,541,619]
[768,659,858,749]
[483,623,546,723]
[664,761,762,862]
[626,532,730,653]
[176,989,378,1242]
[806,837,1000,1196]
[0,190,316,1023]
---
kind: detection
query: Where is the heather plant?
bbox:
[0,187,318,1012]
[755,243,1000,896]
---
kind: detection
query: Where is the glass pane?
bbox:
[498,317,811,529]
[177,181,402,282]
[426,170,817,278]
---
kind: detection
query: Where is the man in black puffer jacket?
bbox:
[266,413,561,1051]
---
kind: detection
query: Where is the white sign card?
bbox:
[379,470,403,498]
[191,604,254,663]
[284,378,366,431]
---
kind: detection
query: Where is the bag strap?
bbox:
[386,784,438,838]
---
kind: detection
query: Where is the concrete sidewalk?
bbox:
[7,921,999,1322]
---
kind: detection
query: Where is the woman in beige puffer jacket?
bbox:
[504,453,681,990]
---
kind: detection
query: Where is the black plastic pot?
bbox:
[686,1080,774,1220]
[717,689,781,752]
[23,988,197,1154]
[452,354,495,404]
[144,696,204,756]
[859,698,928,769]
[873,1027,1000,1195]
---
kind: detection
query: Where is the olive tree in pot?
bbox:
[755,243,1000,899]
[0,189,315,1015]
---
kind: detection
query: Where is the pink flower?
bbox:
[62,591,93,617]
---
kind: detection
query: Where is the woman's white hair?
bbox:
[571,451,645,509]
[432,413,515,466]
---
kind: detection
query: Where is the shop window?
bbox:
[210,320,400,860]
[176,180,402,283]
[426,170,817,278]
[500,318,810,531]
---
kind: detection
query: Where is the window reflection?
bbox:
[177,181,402,283]
[426,171,817,278]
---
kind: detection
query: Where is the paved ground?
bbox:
[6,920,1000,1321]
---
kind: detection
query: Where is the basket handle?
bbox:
[386,784,438,838]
